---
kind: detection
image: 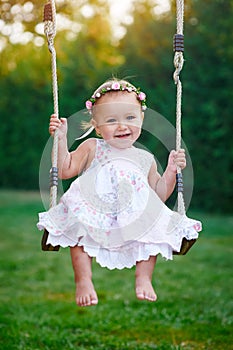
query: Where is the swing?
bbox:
[41,0,196,255]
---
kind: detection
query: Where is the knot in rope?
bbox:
[173,51,184,84]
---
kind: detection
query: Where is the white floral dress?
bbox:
[37,139,201,269]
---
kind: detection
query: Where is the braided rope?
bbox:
[44,0,59,208]
[173,0,186,215]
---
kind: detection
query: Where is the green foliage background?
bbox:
[0,0,232,213]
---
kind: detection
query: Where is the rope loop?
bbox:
[43,2,56,52]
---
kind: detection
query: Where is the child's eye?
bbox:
[126,115,136,120]
[106,118,117,123]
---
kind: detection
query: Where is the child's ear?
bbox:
[91,118,97,127]
[91,119,101,137]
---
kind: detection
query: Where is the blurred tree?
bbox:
[119,0,175,111]
[119,0,176,185]
[58,0,123,116]
[179,0,233,212]
[119,0,233,213]
[0,42,52,188]
[0,0,86,76]
[0,0,232,213]
[0,0,121,189]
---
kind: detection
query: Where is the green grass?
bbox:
[0,190,232,350]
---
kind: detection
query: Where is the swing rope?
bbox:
[173,0,186,216]
[44,0,59,209]
[172,0,197,254]
[41,0,60,251]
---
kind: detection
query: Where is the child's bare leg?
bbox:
[70,246,98,307]
[135,256,157,302]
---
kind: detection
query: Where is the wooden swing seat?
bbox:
[41,229,60,251]
[41,229,196,255]
[173,238,196,255]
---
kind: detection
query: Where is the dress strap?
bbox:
[95,139,106,158]
[135,148,154,177]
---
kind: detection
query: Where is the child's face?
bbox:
[92,91,144,149]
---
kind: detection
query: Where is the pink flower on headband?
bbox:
[85,100,93,110]
[111,82,121,90]
[138,92,146,101]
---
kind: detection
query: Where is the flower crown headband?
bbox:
[85,81,147,112]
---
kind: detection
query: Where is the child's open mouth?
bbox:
[115,133,131,138]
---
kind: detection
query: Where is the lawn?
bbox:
[0,190,232,350]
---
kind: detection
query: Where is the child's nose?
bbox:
[117,122,127,130]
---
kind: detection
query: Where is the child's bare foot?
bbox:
[135,276,157,302]
[75,278,98,307]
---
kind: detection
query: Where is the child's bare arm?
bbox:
[148,149,186,202]
[59,138,96,179]
[49,114,96,179]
